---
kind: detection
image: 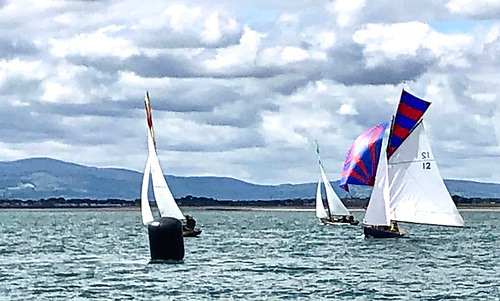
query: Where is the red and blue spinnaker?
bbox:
[387,90,431,157]
[340,122,388,192]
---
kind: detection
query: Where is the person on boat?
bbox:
[347,215,356,224]
[184,215,196,231]
[389,222,399,232]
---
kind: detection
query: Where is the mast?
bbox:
[386,115,395,156]
[143,92,185,222]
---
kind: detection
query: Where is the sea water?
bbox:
[0,209,498,300]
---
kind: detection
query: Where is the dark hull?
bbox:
[183,228,202,237]
[321,218,359,226]
[364,226,404,238]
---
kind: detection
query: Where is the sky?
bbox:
[0,0,499,185]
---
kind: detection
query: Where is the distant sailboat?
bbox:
[141,92,201,237]
[341,90,465,238]
[315,142,358,225]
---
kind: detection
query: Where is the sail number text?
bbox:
[421,152,431,170]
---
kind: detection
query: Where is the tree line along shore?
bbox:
[0,195,499,209]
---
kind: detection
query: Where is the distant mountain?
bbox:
[0,157,499,200]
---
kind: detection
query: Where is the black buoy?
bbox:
[148,217,184,261]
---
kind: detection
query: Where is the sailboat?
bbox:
[315,142,359,225]
[141,92,201,237]
[340,90,465,238]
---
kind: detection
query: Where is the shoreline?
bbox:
[1,205,500,212]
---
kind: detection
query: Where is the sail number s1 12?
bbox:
[421,151,431,169]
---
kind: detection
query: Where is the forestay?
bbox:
[388,122,465,227]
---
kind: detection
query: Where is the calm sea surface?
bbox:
[0,209,499,300]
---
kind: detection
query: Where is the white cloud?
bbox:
[338,104,357,115]
[205,26,263,70]
[0,59,44,81]
[353,22,473,68]
[446,0,500,17]
[279,13,299,23]
[328,0,366,28]
[50,26,138,58]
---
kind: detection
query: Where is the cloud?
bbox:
[446,0,500,18]
[0,0,499,185]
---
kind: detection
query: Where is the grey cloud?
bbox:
[363,1,451,23]
[68,52,285,80]
[324,40,435,85]
[0,77,42,96]
[68,54,198,78]
[131,27,243,50]
[0,38,39,59]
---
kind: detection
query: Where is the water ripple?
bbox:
[0,210,498,300]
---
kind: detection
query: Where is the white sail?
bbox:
[364,144,391,226]
[319,164,351,216]
[140,156,154,225]
[149,153,185,221]
[315,179,328,219]
[388,122,465,227]
[145,123,185,221]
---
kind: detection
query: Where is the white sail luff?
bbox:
[146,129,185,221]
[140,156,154,225]
[319,164,351,216]
[388,122,465,227]
[316,178,328,219]
[364,145,391,226]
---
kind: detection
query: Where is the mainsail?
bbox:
[363,139,391,226]
[315,179,328,219]
[141,156,154,225]
[388,122,465,227]
[315,142,350,218]
[319,164,351,216]
[141,92,185,224]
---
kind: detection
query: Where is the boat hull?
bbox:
[363,226,404,238]
[320,218,359,226]
[183,228,202,237]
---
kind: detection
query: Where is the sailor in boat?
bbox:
[367,222,398,232]
[182,215,202,237]
[183,215,196,231]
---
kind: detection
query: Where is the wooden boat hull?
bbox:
[183,228,202,237]
[363,226,404,238]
